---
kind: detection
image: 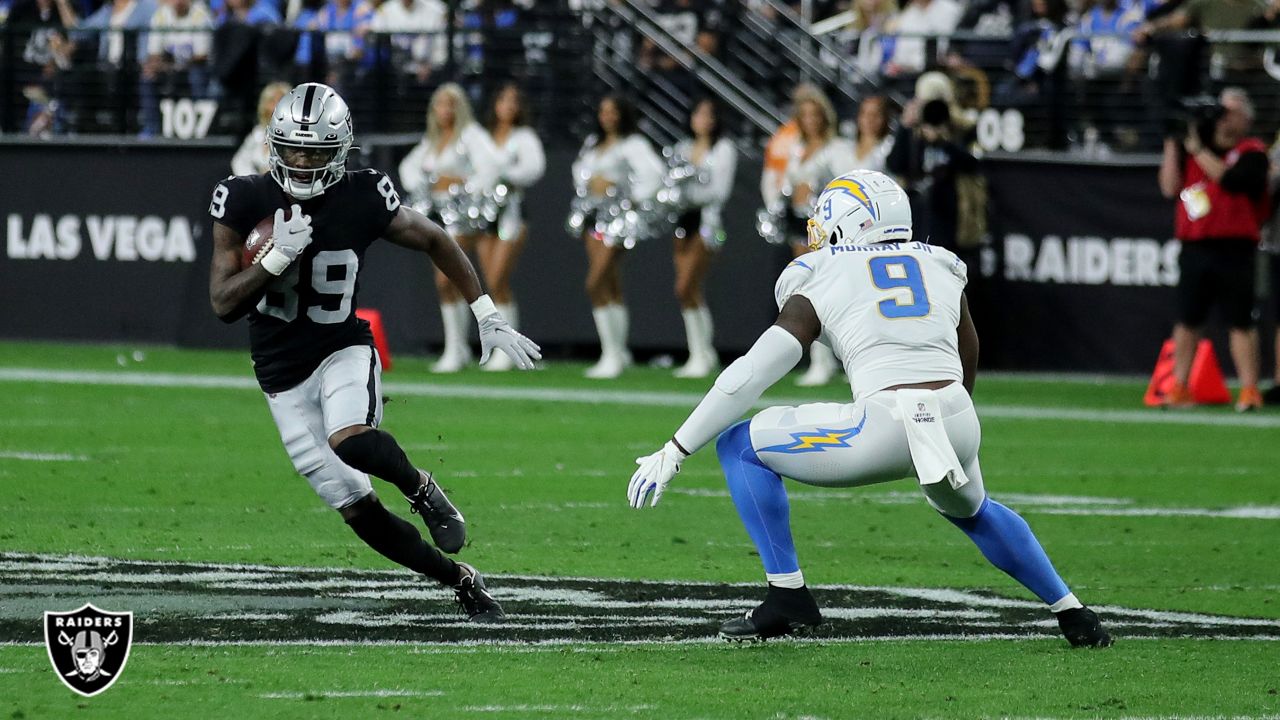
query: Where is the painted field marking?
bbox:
[670,488,1280,520]
[1,367,1278,428]
[0,451,89,462]
[260,689,445,699]
[0,553,1276,648]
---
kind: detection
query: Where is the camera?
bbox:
[1166,95,1225,146]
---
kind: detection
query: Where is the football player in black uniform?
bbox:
[208,83,541,622]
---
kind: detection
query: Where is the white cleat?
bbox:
[482,349,515,372]
[674,354,718,379]
[584,353,625,379]
[432,348,472,374]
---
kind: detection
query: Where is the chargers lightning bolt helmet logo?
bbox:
[806,170,913,251]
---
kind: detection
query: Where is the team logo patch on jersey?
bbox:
[758,411,868,454]
[44,603,133,697]
[824,178,878,220]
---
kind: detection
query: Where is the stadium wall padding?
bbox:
[0,141,1195,373]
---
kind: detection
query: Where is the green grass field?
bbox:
[0,341,1277,719]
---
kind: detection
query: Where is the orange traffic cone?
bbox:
[1143,338,1231,406]
[356,308,393,371]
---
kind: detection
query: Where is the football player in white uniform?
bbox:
[627,170,1112,647]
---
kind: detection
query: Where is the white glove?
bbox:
[261,204,313,276]
[627,441,687,509]
[477,314,542,370]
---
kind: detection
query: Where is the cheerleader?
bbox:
[398,83,503,373]
[851,94,894,173]
[478,83,546,371]
[230,82,292,176]
[667,99,737,379]
[571,95,664,379]
[780,87,854,387]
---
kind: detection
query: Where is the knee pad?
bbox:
[922,480,987,519]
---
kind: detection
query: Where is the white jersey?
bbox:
[774,241,968,397]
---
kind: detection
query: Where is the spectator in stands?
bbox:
[666,98,737,380]
[210,0,280,135]
[7,0,79,135]
[73,0,156,131]
[398,83,503,374]
[850,0,898,77]
[478,82,546,371]
[887,73,980,255]
[1070,0,1143,150]
[369,0,444,86]
[1157,87,1270,412]
[850,93,894,173]
[293,0,374,92]
[230,80,290,174]
[1133,0,1267,73]
[884,0,964,76]
[138,0,213,136]
[782,87,854,387]
[570,94,665,380]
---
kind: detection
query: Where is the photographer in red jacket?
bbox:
[1159,87,1270,412]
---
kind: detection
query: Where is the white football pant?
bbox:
[748,382,987,518]
[265,345,383,509]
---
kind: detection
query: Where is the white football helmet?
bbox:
[806,170,913,251]
[266,83,353,200]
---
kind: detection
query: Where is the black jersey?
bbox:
[209,169,402,393]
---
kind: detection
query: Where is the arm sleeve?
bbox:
[625,136,666,200]
[397,140,429,197]
[504,129,546,188]
[463,124,502,192]
[672,326,805,455]
[1220,150,1269,197]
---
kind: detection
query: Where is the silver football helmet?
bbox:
[266,83,354,200]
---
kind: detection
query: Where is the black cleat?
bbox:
[1056,606,1114,648]
[406,471,466,553]
[719,585,822,642]
[453,562,505,623]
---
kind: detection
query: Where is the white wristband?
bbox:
[260,247,292,276]
[470,294,499,321]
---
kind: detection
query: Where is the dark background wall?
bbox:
[3,140,1245,374]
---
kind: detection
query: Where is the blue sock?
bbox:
[716,421,800,576]
[946,498,1071,605]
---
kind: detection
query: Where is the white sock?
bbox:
[498,302,518,330]
[697,305,715,361]
[810,341,836,372]
[591,306,615,360]
[613,304,630,347]
[766,570,806,589]
[680,308,700,361]
[439,302,466,356]
[1049,593,1083,613]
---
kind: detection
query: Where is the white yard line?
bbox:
[1,367,1277,428]
[259,689,445,699]
[0,451,89,462]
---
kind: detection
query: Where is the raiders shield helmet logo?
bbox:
[44,604,133,697]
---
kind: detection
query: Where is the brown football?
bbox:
[242,215,276,269]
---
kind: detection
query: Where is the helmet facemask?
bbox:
[265,83,354,200]
[268,138,349,200]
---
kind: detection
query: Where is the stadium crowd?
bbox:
[3,0,1280,145]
